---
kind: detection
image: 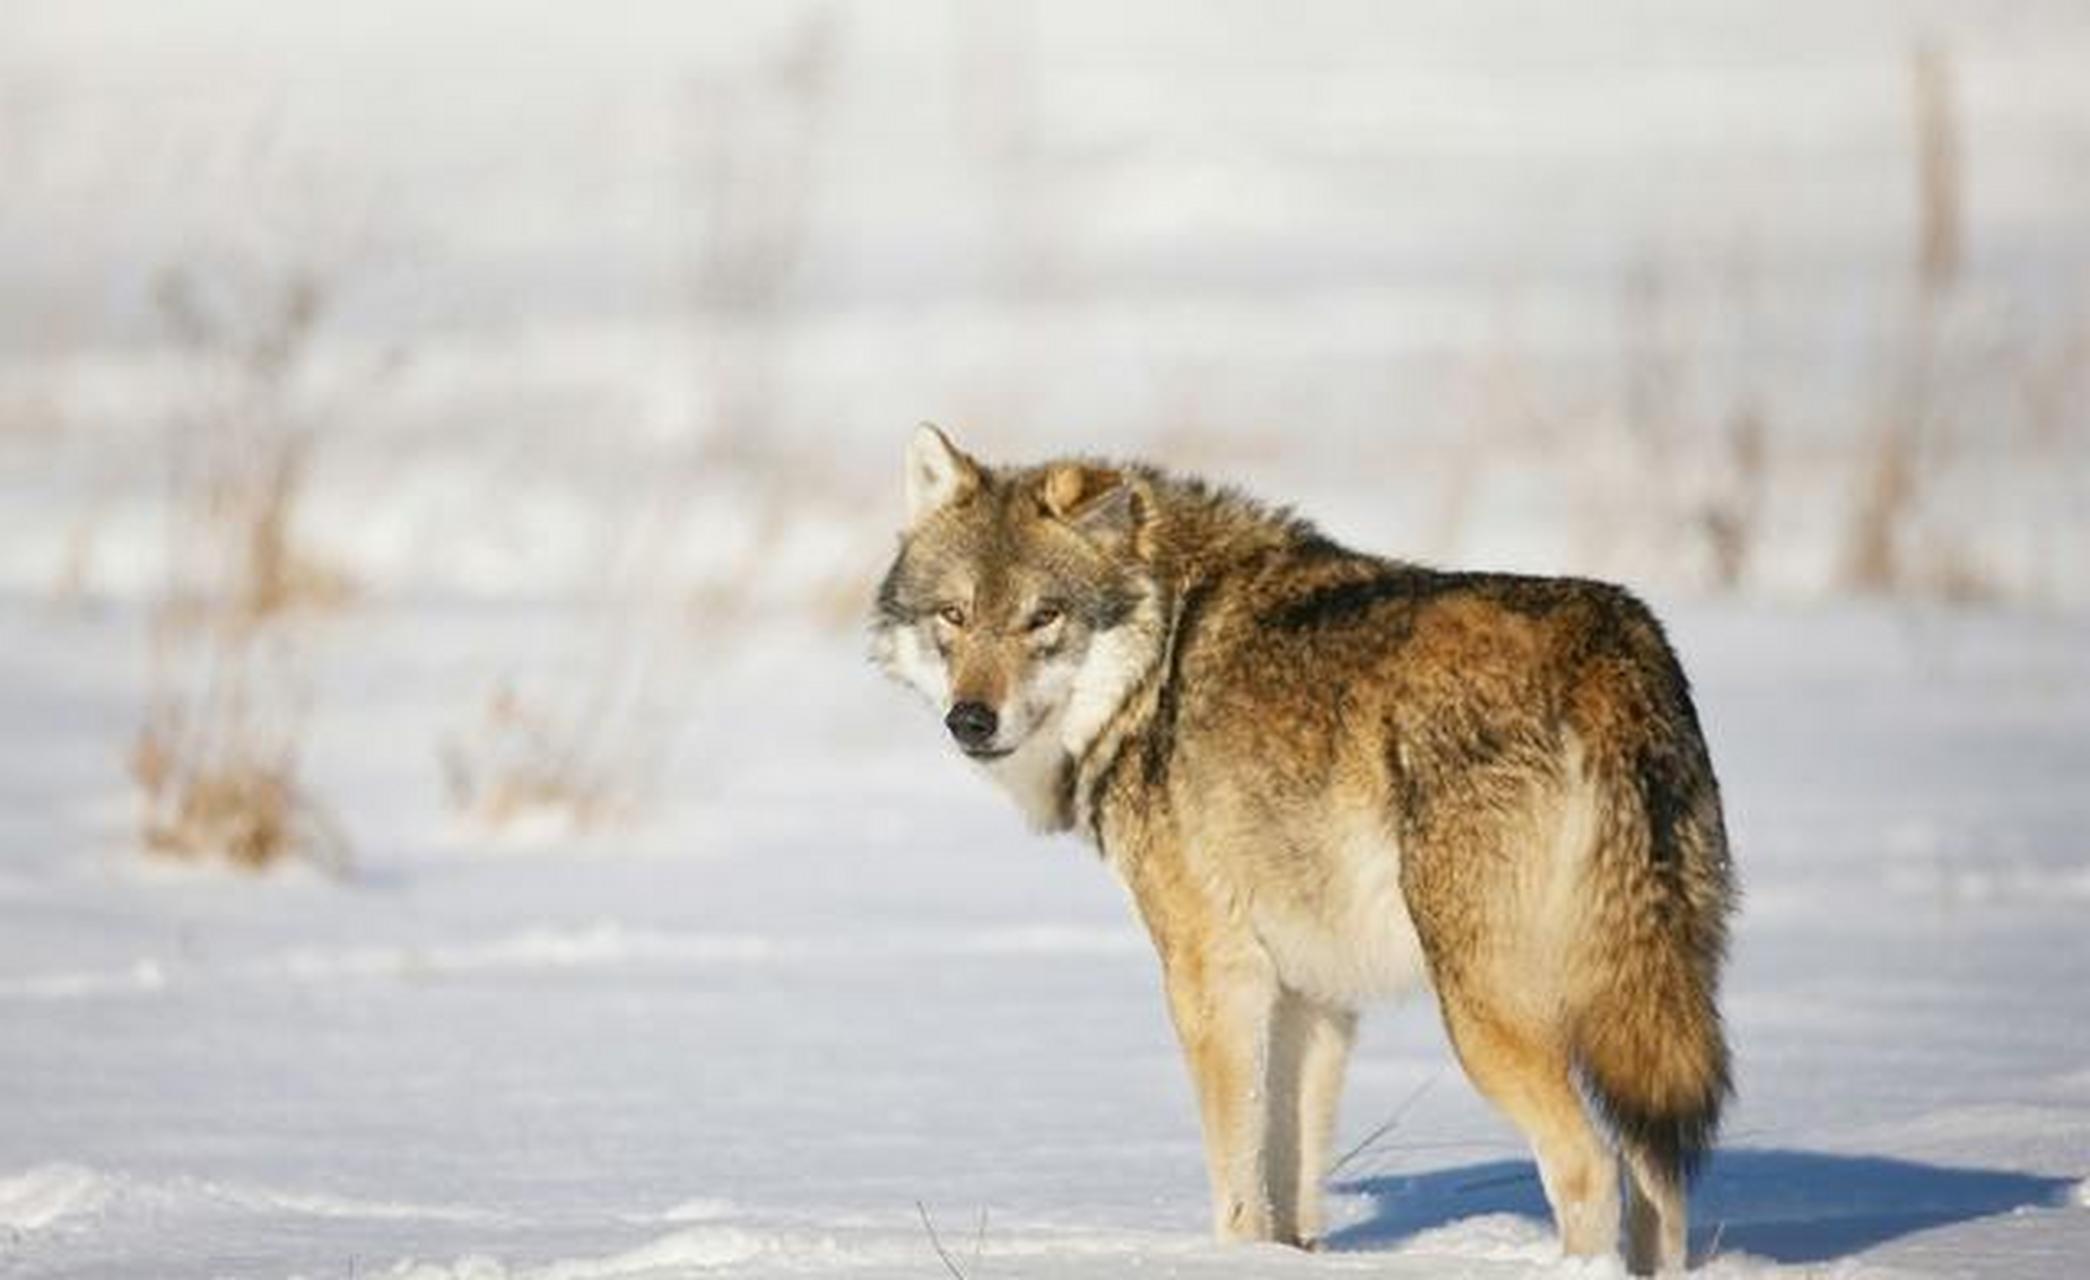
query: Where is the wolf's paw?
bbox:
[1215,1196,1279,1245]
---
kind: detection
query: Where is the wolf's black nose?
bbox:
[945,701,998,749]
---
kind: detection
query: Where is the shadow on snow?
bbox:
[1327,1147,2078,1265]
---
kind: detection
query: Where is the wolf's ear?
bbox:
[905,423,981,523]
[1041,464,1144,550]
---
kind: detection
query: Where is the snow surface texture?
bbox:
[2,604,2088,1277]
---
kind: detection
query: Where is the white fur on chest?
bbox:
[979,710,1071,831]
[1251,821,1430,1006]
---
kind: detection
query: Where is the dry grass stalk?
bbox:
[156,262,359,626]
[1842,42,1967,596]
[1700,402,1767,591]
[1843,409,1917,593]
[440,681,638,837]
[439,465,734,841]
[130,625,347,873]
[1912,42,1964,300]
[127,252,372,872]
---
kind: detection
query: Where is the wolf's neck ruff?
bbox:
[1059,582,1169,843]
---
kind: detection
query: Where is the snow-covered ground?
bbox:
[2,600,2087,1277]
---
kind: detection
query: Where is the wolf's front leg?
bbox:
[1268,989,1358,1247]
[1161,942,1283,1244]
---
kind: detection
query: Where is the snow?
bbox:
[0,1165,111,1235]
[2,601,2087,1277]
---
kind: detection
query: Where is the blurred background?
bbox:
[5,0,2088,859]
[10,0,2090,595]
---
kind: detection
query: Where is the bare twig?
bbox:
[1703,1217,1728,1265]
[916,1200,971,1280]
[1329,1070,1443,1177]
[1912,42,1963,298]
[1844,42,1969,597]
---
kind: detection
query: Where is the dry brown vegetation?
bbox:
[1841,43,1975,599]
[129,257,377,872]
[435,447,880,840]
[440,680,638,837]
[1409,40,2079,604]
[154,262,362,624]
[130,621,347,873]
[438,17,850,841]
[103,31,2087,873]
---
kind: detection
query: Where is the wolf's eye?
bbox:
[937,604,967,627]
[1026,606,1062,631]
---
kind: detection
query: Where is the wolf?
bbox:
[870,425,1735,1273]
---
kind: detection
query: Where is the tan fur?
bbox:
[872,427,1736,1273]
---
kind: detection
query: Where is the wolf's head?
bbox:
[870,426,1162,826]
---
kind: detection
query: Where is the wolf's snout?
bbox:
[945,701,999,750]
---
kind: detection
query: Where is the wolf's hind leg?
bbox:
[1161,943,1282,1244]
[1622,1141,1689,1274]
[1267,988,1356,1247]
[1440,997,1619,1259]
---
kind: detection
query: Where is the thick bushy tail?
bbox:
[1574,903,1731,1185]
[1573,615,1737,1186]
